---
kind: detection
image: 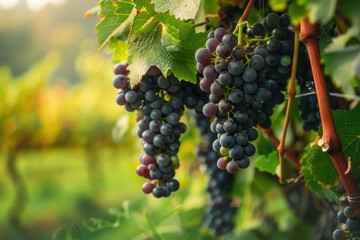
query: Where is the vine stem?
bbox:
[261,128,301,170]
[277,26,300,183]
[238,0,255,23]
[300,18,360,209]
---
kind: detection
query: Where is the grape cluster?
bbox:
[333,206,360,240]
[112,64,186,198]
[195,13,294,174]
[246,12,295,117]
[193,110,238,236]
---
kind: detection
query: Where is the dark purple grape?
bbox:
[228,60,245,76]
[218,71,232,86]
[200,78,213,92]
[242,67,257,83]
[235,133,248,146]
[157,75,170,89]
[112,74,128,89]
[203,64,218,81]
[223,119,237,133]
[266,38,281,52]
[196,48,212,65]
[232,47,244,60]
[216,43,232,58]
[215,60,228,73]
[246,128,258,141]
[218,99,232,113]
[266,12,280,28]
[229,144,244,159]
[116,92,127,105]
[219,133,235,148]
[222,34,238,48]
[166,179,180,192]
[250,22,266,37]
[332,229,346,240]
[244,82,258,94]
[167,112,180,125]
[250,55,265,71]
[210,81,225,96]
[206,38,220,52]
[203,102,218,117]
[125,90,138,103]
[244,143,256,156]
[254,46,269,58]
[113,63,128,75]
[214,27,227,41]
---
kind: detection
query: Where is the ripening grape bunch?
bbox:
[112,63,190,198]
[195,12,294,174]
[333,206,360,240]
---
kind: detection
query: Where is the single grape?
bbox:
[203,102,218,117]
[214,27,227,41]
[242,67,257,83]
[218,71,233,85]
[250,55,265,71]
[219,133,235,148]
[228,60,245,76]
[222,34,238,48]
[229,89,243,104]
[206,38,220,52]
[226,160,239,174]
[332,229,346,240]
[216,43,232,58]
[142,182,155,194]
[266,12,280,28]
[196,48,212,65]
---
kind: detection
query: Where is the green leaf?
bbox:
[287,1,308,25]
[255,151,279,175]
[96,0,137,49]
[332,104,360,177]
[126,1,206,85]
[322,45,360,90]
[151,0,201,20]
[301,145,339,202]
[269,0,288,12]
[306,0,337,24]
[109,38,129,63]
[144,210,163,240]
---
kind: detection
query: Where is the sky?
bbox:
[0,0,66,10]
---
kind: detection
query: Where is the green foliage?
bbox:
[332,104,360,177]
[301,145,339,202]
[151,0,201,20]
[255,151,279,176]
[96,0,206,85]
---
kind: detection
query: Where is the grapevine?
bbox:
[91,0,360,239]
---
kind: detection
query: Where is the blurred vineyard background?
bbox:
[0,1,318,240]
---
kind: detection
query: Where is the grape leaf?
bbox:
[255,151,279,176]
[150,0,201,20]
[96,0,137,49]
[332,104,360,177]
[306,0,337,24]
[301,145,339,202]
[269,0,288,11]
[126,0,206,85]
[287,2,308,25]
[322,45,360,91]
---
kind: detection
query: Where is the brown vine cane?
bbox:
[300,18,360,210]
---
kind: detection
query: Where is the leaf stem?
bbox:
[300,18,360,209]
[277,26,300,183]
